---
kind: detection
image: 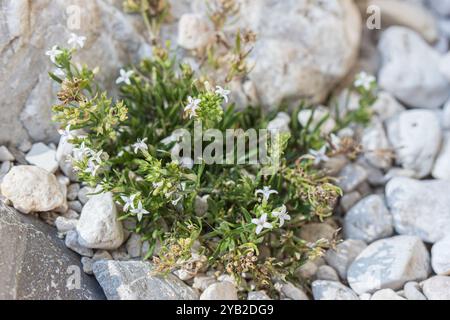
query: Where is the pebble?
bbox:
[403,282,427,300]
[337,163,368,193]
[421,276,450,300]
[298,223,336,243]
[340,191,362,213]
[371,289,406,300]
[297,107,336,135]
[279,282,309,300]
[55,216,78,234]
[81,257,94,275]
[316,265,340,282]
[347,235,430,294]
[343,195,393,243]
[68,200,83,213]
[325,239,367,280]
[385,177,450,243]
[125,233,142,258]
[25,143,58,173]
[431,235,450,275]
[312,280,358,300]
[200,282,238,300]
[362,120,392,169]
[77,186,94,205]
[67,184,80,201]
[432,133,450,180]
[76,192,124,250]
[64,230,94,257]
[247,291,271,300]
[370,91,405,121]
[0,146,15,162]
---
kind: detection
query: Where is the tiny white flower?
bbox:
[58,125,72,139]
[132,138,148,154]
[251,214,273,235]
[84,160,100,176]
[120,194,137,212]
[255,186,278,202]
[116,69,134,85]
[171,196,183,206]
[215,86,231,103]
[153,181,164,189]
[184,96,201,119]
[68,33,86,49]
[131,201,149,221]
[46,45,63,64]
[73,142,90,161]
[309,145,329,166]
[354,72,376,91]
[272,205,291,227]
[89,149,104,164]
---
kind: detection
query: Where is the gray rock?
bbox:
[370,91,405,122]
[92,250,113,262]
[347,235,430,294]
[77,186,94,205]
[65,230,94,257]
[93,260,199,300]
[371,289,406,300]
[403,282,427,300]
[177,13,213,51]
[81,257,94,275]
[422,276,450,300]
[429,0,450,16]
[316,265,340,282]
[0,0,150,146]
[312,280,358,300]
[431,235,450,275]
[0,146,15,162]
[344,195,394,243]
[0,165,66,214]
[385,177,450,243]
[25,143,58,173]
[279,282,309,300]
[68,200,83,213]
[56,135,79,181]
[386,110,442,178]
[325,239,367,280]
[200,282,238,300]
[76,192,124,250]
[378,27,450,109]
[125,233,142,258]
[338,164,368,193]
[192,275,217,292]
[236,0,361,108]
[432,133,450,180]
[0,202,104,299]
[443,99,450,130]
[299,223,336,243]
[247,290,271,300]
[362,120,393,169]
[295,260,319,279]
[67,184,80,201]
[340,191,362,213]
[55,216,78,234]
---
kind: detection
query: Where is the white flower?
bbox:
[171,196,183,206]
[73,142,90,161]
[309,145,329,166]
[58,125,72,139]
[272,205,291,227]
[131,201,149,221]
[84,160,100,176]
[215,86,231,103]
[251,214,273,235]
[132,138,148,154]
[153,181,164,189]
[255,186,278,201]
[354,72,376,91]
[120,194,137,212]
[54,68,65,78]
[89,149,104,164]
[68,33,86,49]
[46,45,63,64]
[184,96,201,119]
[116,69,134,85]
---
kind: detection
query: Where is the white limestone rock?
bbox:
[325,239,367,280]
[312,281,358,300]
[25,143,58,173]
[431,235,450,275]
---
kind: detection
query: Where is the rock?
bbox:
[279,282,309,300]
[403,282,427,300]
[295,260,319,279]
[62,209,80,220]
[0,0,150,146]
[378,27,450,109]
[81,257,94,275]
[55,216,78,234]
[192,275,217,292]
[93,250,113,261]
[431,235,450,275]
[316,265,340,282]
[362,121,392,169]
[25,143,58,173]
[0,161,12,183]
[76,192,124,250]
[248,291,271,300]
[111,246,130,261]
[344,195,394,243]
[67,183,80,201]
[77,186,94,205]
[312,281,358,300]
[200,282,237,300]
[267,113,291,135]
[340,191,362,212]
[297,107,336,135]
[370,91,405,122]
[337,163,368,193]
[125,233,142,258]
[299,223,336,243]
[56,135,79,181]
[0,165,66,214]
[359,293,372,300]
[385,177,450,243]
[236,0,361,108]
[0,202,104,299]
[429,0,450,16]
[386,110,442,178]
[0,146,15,162]
[93,260,198,300]
[443,99,450,130]
[325,239,367,280]
[358,0,438,42]
[432,133,450,180]
[68,200,83,213]
[177,13,214,50]
[371,289,406,300]
[421,276,450,300]
[347,235,430,294]
[65,230,94,257]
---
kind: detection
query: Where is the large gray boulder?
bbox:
[0,201,105,300]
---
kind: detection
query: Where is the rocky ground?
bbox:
[1,0,450,300]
